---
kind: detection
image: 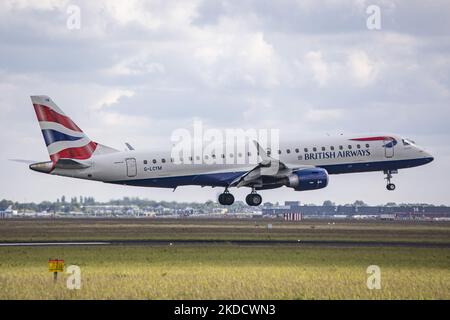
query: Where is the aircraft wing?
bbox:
[229,141,314,188]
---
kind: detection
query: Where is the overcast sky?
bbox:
[1,0,449,205]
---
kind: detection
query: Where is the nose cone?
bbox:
[423,151,434,163]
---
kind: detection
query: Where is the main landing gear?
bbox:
[384,170,397,191]
[246,189,262,207]
[218,189,235,205]
[218,188,263,206]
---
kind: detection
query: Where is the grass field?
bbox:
[0,219,449,299]
[0,246,448,299]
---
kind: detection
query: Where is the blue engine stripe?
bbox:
[41,129,83,146]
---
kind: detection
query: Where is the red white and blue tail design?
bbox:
[31,95,97,164]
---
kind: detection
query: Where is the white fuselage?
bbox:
[47,134,433,189]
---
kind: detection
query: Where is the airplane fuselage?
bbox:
[39,134,433,189]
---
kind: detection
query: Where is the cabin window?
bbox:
[313,147,317,152]
[247,152,252,156]
[278,150,282,154]
[205,155,209,160]
[357,144,361,149]
[212,154,216,159]
[330,146,335,151]
[286,149,291,154]
[238,153,242,157]
[295,148,299,153]
[348,145,352,150]
[152,159,157,164]
[321,147,326,151]
[143,160,148,164]
[221,154,225,159]
[161,159,166,163]
[339,145,343,150]
[229,153,234,158]
[366,144,370,148]
[304,148,308,152]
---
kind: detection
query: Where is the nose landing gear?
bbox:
[387,183,396,191]
[384,170,397,191]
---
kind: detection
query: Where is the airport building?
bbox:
[261,201,450,221]
[262,201,303,219]
[2,201,450,221]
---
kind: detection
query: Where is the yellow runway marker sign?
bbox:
[48,259,64,273]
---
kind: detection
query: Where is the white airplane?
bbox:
[0,205,18,216]
[27,96,434,206]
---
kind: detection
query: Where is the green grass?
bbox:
[0,219,448,299]
[0,245,449,299]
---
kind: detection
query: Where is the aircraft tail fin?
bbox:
[30,95,118,164]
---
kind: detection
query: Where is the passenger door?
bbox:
[384,139,394,158]
[125,158,137,177]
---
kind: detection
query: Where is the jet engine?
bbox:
[284,168,329,191]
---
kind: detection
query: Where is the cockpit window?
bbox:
[402,138,416,146]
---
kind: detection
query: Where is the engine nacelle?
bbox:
[284,168,329,191]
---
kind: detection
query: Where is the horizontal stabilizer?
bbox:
[29,159,91,173]
[9,159,39,165]
[54,159,91,170]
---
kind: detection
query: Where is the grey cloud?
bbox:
[194,0,450,36]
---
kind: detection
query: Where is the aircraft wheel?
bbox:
[219,193,234,205]
[218,193,225,205]
[246,193,262,206]
[386,183,396,191]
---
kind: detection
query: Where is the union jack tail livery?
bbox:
[31,95,97,164]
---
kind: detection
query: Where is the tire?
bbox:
[252,194,262,206]
[386,183,396,191]
[246,193,262,206]
[219,193,234,205]
[245,194,253,206]
[224,193,235,205]
[218,193,226,205]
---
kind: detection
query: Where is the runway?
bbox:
[0,239,449,248]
